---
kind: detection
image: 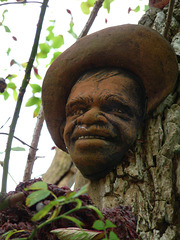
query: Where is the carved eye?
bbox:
[72,109,85,116]
[112,108,122,114]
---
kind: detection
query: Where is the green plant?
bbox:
[0,181,120,240]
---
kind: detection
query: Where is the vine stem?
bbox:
[1,0,49,193]
[163,0,175,39]
[23,0,105,182]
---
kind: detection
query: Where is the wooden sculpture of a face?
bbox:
[62,69,146,180]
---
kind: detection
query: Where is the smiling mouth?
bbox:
[77,135,107,140]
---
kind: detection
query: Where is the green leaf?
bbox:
[40,183,50,193]
[69,184,88,199]
[2,9,8,24]
[27,181,48,191]
[49,51,61,64]
[26,96,41,107]
[7,82,16,90]
[105,219,116,228]
[33,105,41,117]
[32,200,58,221]
[92,220,105,231]
[35,73,42,80]
[6,74,17,80]
[11,147,25,151]
[52,35,64,49]
[26,189,51,207]
[51,227,104,240]
[13,89,18,101]
[46,31,54,41]
[144,5,149,11]
[39,42,50,53]
[21,62,27,68]
[81,2,90,15]
[30,84,41,94]
[46,25,55,41]
[37,43,50,58]
[109,231,119,240]
[47,25,54,32]
[4,25,11,33]
[132,5,140,12]
[103,0,114,13]
[81,0,96,14]
[68,21,78,39]
[2,90,9,100]
[87,0,95,5]
[6,48,11,55]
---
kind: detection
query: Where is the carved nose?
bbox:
[78,107,107,126]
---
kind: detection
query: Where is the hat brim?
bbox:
[42,24,178,151]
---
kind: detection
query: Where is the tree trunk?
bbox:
[75,1,180,239]
[42,147,76,188]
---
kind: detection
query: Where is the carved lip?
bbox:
[71,128,117,142]
[77,135,107,140]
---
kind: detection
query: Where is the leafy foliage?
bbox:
[0,10,11,33]
[1,74,17,101]
[36,21,64,62]
[80,0,114,14]
[0,177,139,239]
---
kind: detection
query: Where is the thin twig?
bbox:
[0,1,43,7]
[1,0,49,193]
[23,0,105,182]
[0,132,38,150]
[0,117,10,129]
[163,0,175,39]
[78,0,105,39]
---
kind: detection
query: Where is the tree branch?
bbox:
[0,132,38,150]
[163,0,175,39]
[0,117,10,129]
[1,0,49,193]
[23,106,44,181]
[0,1,43,7]
[78,0,105,39]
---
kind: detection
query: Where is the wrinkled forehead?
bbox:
[69,67,145,98]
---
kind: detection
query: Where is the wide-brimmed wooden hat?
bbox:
[42,24,178,151]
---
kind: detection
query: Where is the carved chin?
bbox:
[72,146,128,180]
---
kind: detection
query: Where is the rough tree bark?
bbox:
[74,1,180,239]
[43,1,180,239]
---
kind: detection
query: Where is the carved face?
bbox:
[63,73,144,180]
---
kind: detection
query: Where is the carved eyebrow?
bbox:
[102,94,135,116]
[66,96,93,110]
